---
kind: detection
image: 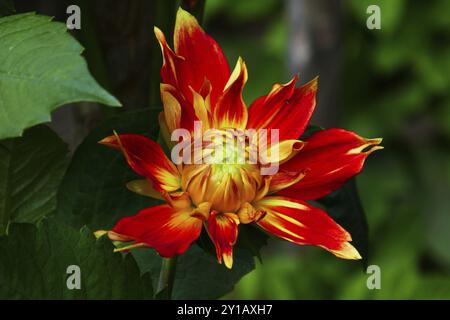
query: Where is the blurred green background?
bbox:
[202,0,450,299]
[10,0,449,299]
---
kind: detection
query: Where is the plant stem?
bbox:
[157,257,178,299]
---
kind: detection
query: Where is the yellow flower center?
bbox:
[181,130,264,213]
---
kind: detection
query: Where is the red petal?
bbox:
[247,76,317,141]
[269,170,305,194]
[99,134,181,192]
[173,7,230,107]
[212,58,248,129]
[112,205,203,257]
[207,212,239,269]
[255,197,361,259]
[278,128,383,200]
[161,83,197,132]
[247,75,298,129]
[154,27,184,96]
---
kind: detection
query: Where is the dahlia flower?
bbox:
[96,8,382,269]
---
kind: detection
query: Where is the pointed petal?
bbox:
[247,76,317,141]
[278,129,383,200]
[253,176,272,201]
[174,7,230,106]
[160,84,182,133]
[155,28,199,132]
[247,75,298,129]
[126,179,164,200]
[154,26,184,92]
[255,196,361,260]
[160,83,197,132]
[158,112,174,148]
[260,139,304,165]
[206,211,240,269]
[99,134,181,192]
[213,57,248,129]
[190,86,212,130]
[112,204,203,257]
[268,170,305,194]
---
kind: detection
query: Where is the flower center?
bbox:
[181,130,263,213]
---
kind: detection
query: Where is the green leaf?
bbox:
[132,244,255,300]
[0,13,121,139]
[57,108,160,229]
[317,179,369,267]
[0,218,153,299]
[0,125,68,235]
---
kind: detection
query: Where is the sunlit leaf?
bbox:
[0,13,121,139]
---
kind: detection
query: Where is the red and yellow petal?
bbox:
[154,26,185,95]
[160,83,197,132]
[247,75,298,130]
[190,86,212,130]
[259,139,304,165]
[237,202,266,224]
[206,211,240,269]
[254,196,361,260]
[247,76,317,141]
[112,204,203,257]
[213,57,248,130]
[99,134,181,193]
[278,128,383,200]
[126,179,164,200]
[268,170,306,194]
[173,7,230,106]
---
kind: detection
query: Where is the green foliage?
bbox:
[0,13,121,140]
[0,218,153,299]
[206,0,280,23]
[344,1,450,138]
[132,244,255,300]
[0,125,68,235]
[344,0,450,275]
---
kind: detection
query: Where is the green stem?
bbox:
[157,257,177,299]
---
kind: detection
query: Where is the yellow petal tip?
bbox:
[223,254,234,269]
[334,242,362,260]
[97,136,114,145]
[94,230,108,239]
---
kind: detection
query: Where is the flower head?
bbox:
[97,8,382,268]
